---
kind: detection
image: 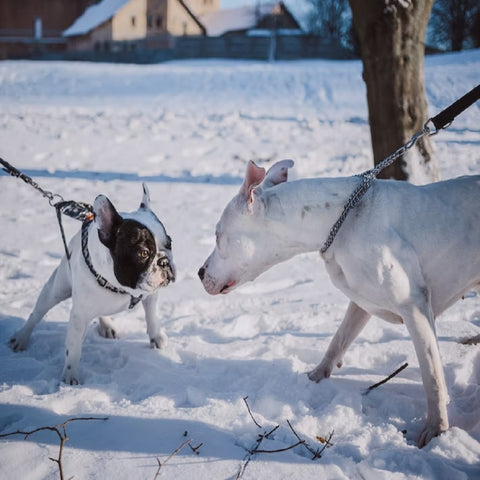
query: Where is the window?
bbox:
[156,16,163,29]
[131,16,136,27]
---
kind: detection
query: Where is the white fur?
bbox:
[200,160,480,447]
[10,185,174,385]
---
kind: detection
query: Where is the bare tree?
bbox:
[307,0,350,42]
[473,9,480,47]
[429,0,479,51]
[349,0,438,182]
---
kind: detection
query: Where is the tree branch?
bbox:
[287,420,334,460]
[236,396,334,478]
[0,417,108,480]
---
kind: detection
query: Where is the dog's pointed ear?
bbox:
[263,159,294,189]
[93,195,123,249]
[240,160,266,211]
[140,183,150,210]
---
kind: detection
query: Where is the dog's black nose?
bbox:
[198,267,205,281]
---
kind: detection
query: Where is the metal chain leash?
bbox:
[1,157,93,261]
[320,122,433,254]
[320,83,480,254]
[0,158,65,206]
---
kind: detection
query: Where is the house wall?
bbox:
[0,0,91,33]
[167,0,204,35]
[0,0,92,58]
[67,21,113,51]
[184,0,220,17]
[112,0,147,41]
[146,0,168,36]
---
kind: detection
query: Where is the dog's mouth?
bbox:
[220,281,236,294]
[138,263,175,292]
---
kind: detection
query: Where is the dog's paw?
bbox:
[61,365,80,386]
[62,374,79,386]
[98,317,118,339]
[9,331,29,352]
[307,362,333,383]
[150,331,168,349]
[417,420,448,448]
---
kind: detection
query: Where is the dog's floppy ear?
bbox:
[93,195,123,249]
[140,182,150,210]
[263,159,294,189]
[240,160,266,211]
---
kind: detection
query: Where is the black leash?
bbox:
[55,200,94,260]
[0,158,144,307]
[320,83,480,254]
[429,83,480,132]
[0,157,93,260]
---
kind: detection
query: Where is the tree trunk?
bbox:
[348,0,438,183]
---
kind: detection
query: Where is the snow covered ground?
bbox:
[0,50,479,479]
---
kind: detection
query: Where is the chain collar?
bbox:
[81,220,142,309]
[320,124,431,255]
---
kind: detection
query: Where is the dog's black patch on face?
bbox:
[110,220,156,289]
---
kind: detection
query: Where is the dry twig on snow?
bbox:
[0,416,108,480]
[365,362,409,394]
[236,396,333,479]
[286,419,334,460]
[154,438,194,479]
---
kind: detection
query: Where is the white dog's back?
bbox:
[332,175,480,318]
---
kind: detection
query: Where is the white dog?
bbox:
[10,184,175,385]
[199,159,480,447]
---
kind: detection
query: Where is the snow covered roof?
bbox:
[63,0,131,37]
[200,2,298,37]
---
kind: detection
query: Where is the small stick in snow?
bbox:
[286,419,334,460]
[243,396,262,429]
[251,439,305,454]
[154,438,193,479]
[365,362,409,394]
[237,397,334,478]
[189,442,203,455]
[0,416,108,480]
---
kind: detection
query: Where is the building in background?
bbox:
[63,0,220,53]
[0,0,93,59]
[200,2,301,36]
[0,1,353,62]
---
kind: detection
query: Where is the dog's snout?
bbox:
[198,267,205,281]
[157,256,175,283]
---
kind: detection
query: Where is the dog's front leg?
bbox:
[402,302,449,447]
[142,293,167,349]
[308,301,370,382]
[61,309,91,385]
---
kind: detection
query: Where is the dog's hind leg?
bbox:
[97,316,117,339]
[308,301,371,382]
[10,258,72,351]
[401,289,449,447]
[463,284,480,344]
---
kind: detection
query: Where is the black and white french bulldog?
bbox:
[10,184,175,385]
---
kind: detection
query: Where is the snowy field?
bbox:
[0,50,479,479]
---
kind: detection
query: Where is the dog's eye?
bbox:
[139,249,149,259]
